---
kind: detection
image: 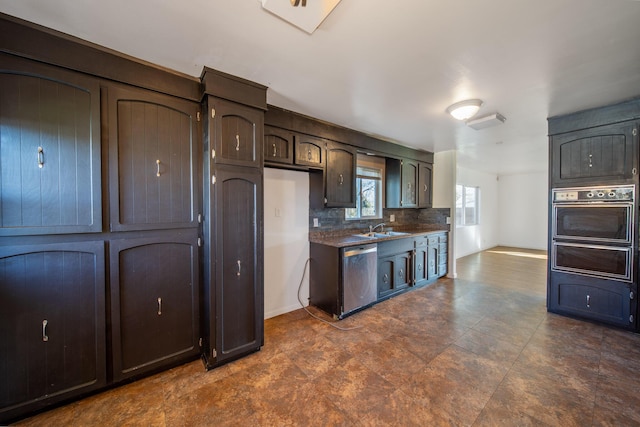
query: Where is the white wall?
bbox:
[263,168,309,319]
[455,166,500,258]
[497,172,548,250]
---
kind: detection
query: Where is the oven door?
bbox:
[553,203,633,244]
[552,242,633,282]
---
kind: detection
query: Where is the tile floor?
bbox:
[14,246,640,426]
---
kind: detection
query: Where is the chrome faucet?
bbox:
[369,223,385,233]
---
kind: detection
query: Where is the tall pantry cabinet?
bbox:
[200,68,267,368]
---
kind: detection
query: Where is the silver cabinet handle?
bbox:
[157,297,162,315]
[37,146,44,168]
[156,159,161,177]
[383,273,389,284]
[237,260,241,276]
[399,269,404,278]
[307,149,312,161]
[586,294,590,308]
[339,174,344,185]
[42,319,49,342]
[588,154,593,168]
[272,143,277,157]
[423,184,428,192]
[418,263,423,271]
[236,134,240,151]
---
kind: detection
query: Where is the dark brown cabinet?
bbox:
[108,85,200,232]
[208,97,263,168]
[295,134,325,169]
[550,121,638,186]
[417,162,433,208]
[548,272,634,330]
[325,141,356,208]
[414,232,448,286]
[109,233,200,381]
[0,241,106,421]
[264,126,294,166]
[0,54,102,236]
[386,158,418,208]
[377,238,413,299]
[206,166,263,366]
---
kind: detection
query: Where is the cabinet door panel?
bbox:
[552,122,638,185]
[210,97,263,168]
[414,247,428,284]
[401,160,418,207]
[264,126,293,165]
[377,258,394,298]
[0,242,105,418]
[295,135,325,168]
[110,234,199,380]
[418,163,432,208]
[109,86,199,231]
[214,167,263,362]
[325,142,356,207]
[0,54,101,236]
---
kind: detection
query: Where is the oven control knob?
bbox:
[597,192,605,198]
[586,192,594,198]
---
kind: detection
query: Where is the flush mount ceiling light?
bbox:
[466,113,507,130]
[446,99,483,121]
[291,0,307,6]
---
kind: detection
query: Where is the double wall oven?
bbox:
[551,185,635,282]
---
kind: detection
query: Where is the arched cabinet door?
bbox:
[0,241,106,421]
[208,96,263,168]
[0,54,102,236]
[108,85,200,232]
[109,232,200,381]
[209,165,263,365]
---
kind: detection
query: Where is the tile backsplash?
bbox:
[309,207,450,232]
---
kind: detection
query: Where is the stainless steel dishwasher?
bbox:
[342,243,378,315]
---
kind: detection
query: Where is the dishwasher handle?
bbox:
[343,246,377,257]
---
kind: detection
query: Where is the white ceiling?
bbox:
[2,0,640,175]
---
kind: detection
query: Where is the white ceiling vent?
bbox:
[260,0,342,34]
[466,113,506,130]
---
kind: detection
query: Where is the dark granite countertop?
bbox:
[309,225,450,248]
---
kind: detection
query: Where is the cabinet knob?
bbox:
[307,149,312,161]
[237,260,242,276]
[156,159,161,177]
[586,294,590,308]
[236,135,240,151]
[272,143,277,157]
[418,264,423,271]
[399,269,404,278]
[157,297,162,315]
[383,273,389,284]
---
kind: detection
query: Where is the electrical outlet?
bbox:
[390,214,395,222]
[313,218,319,227]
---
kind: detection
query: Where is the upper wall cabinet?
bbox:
[386,158,419,208]
[550,121,638,187]
[208,97,263,168]
[417,162,433,208]
[0,54,102,236]
[325,141,356,208]
[295,134,325,169]
[108,85,200,232]
[264,126,293,166]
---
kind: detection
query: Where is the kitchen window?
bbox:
[456,184,479,226]
[346,156,384,220]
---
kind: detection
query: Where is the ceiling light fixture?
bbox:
[446,99,483,121]
[291,0,307,6]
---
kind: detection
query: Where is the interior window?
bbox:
[346,155,384,220]
[456,184,479,226]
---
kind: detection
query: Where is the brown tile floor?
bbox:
[15,246,640,426]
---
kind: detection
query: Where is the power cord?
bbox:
[297,258,362,331]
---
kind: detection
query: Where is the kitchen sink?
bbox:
[353,231,410,239]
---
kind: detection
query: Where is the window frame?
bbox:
[456,184,479,227]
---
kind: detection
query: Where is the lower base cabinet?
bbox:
[548,271,636,330]
[377,239,413,299]
[110,232,200,381]
[0,241,106,422]
[414,232,448,286]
